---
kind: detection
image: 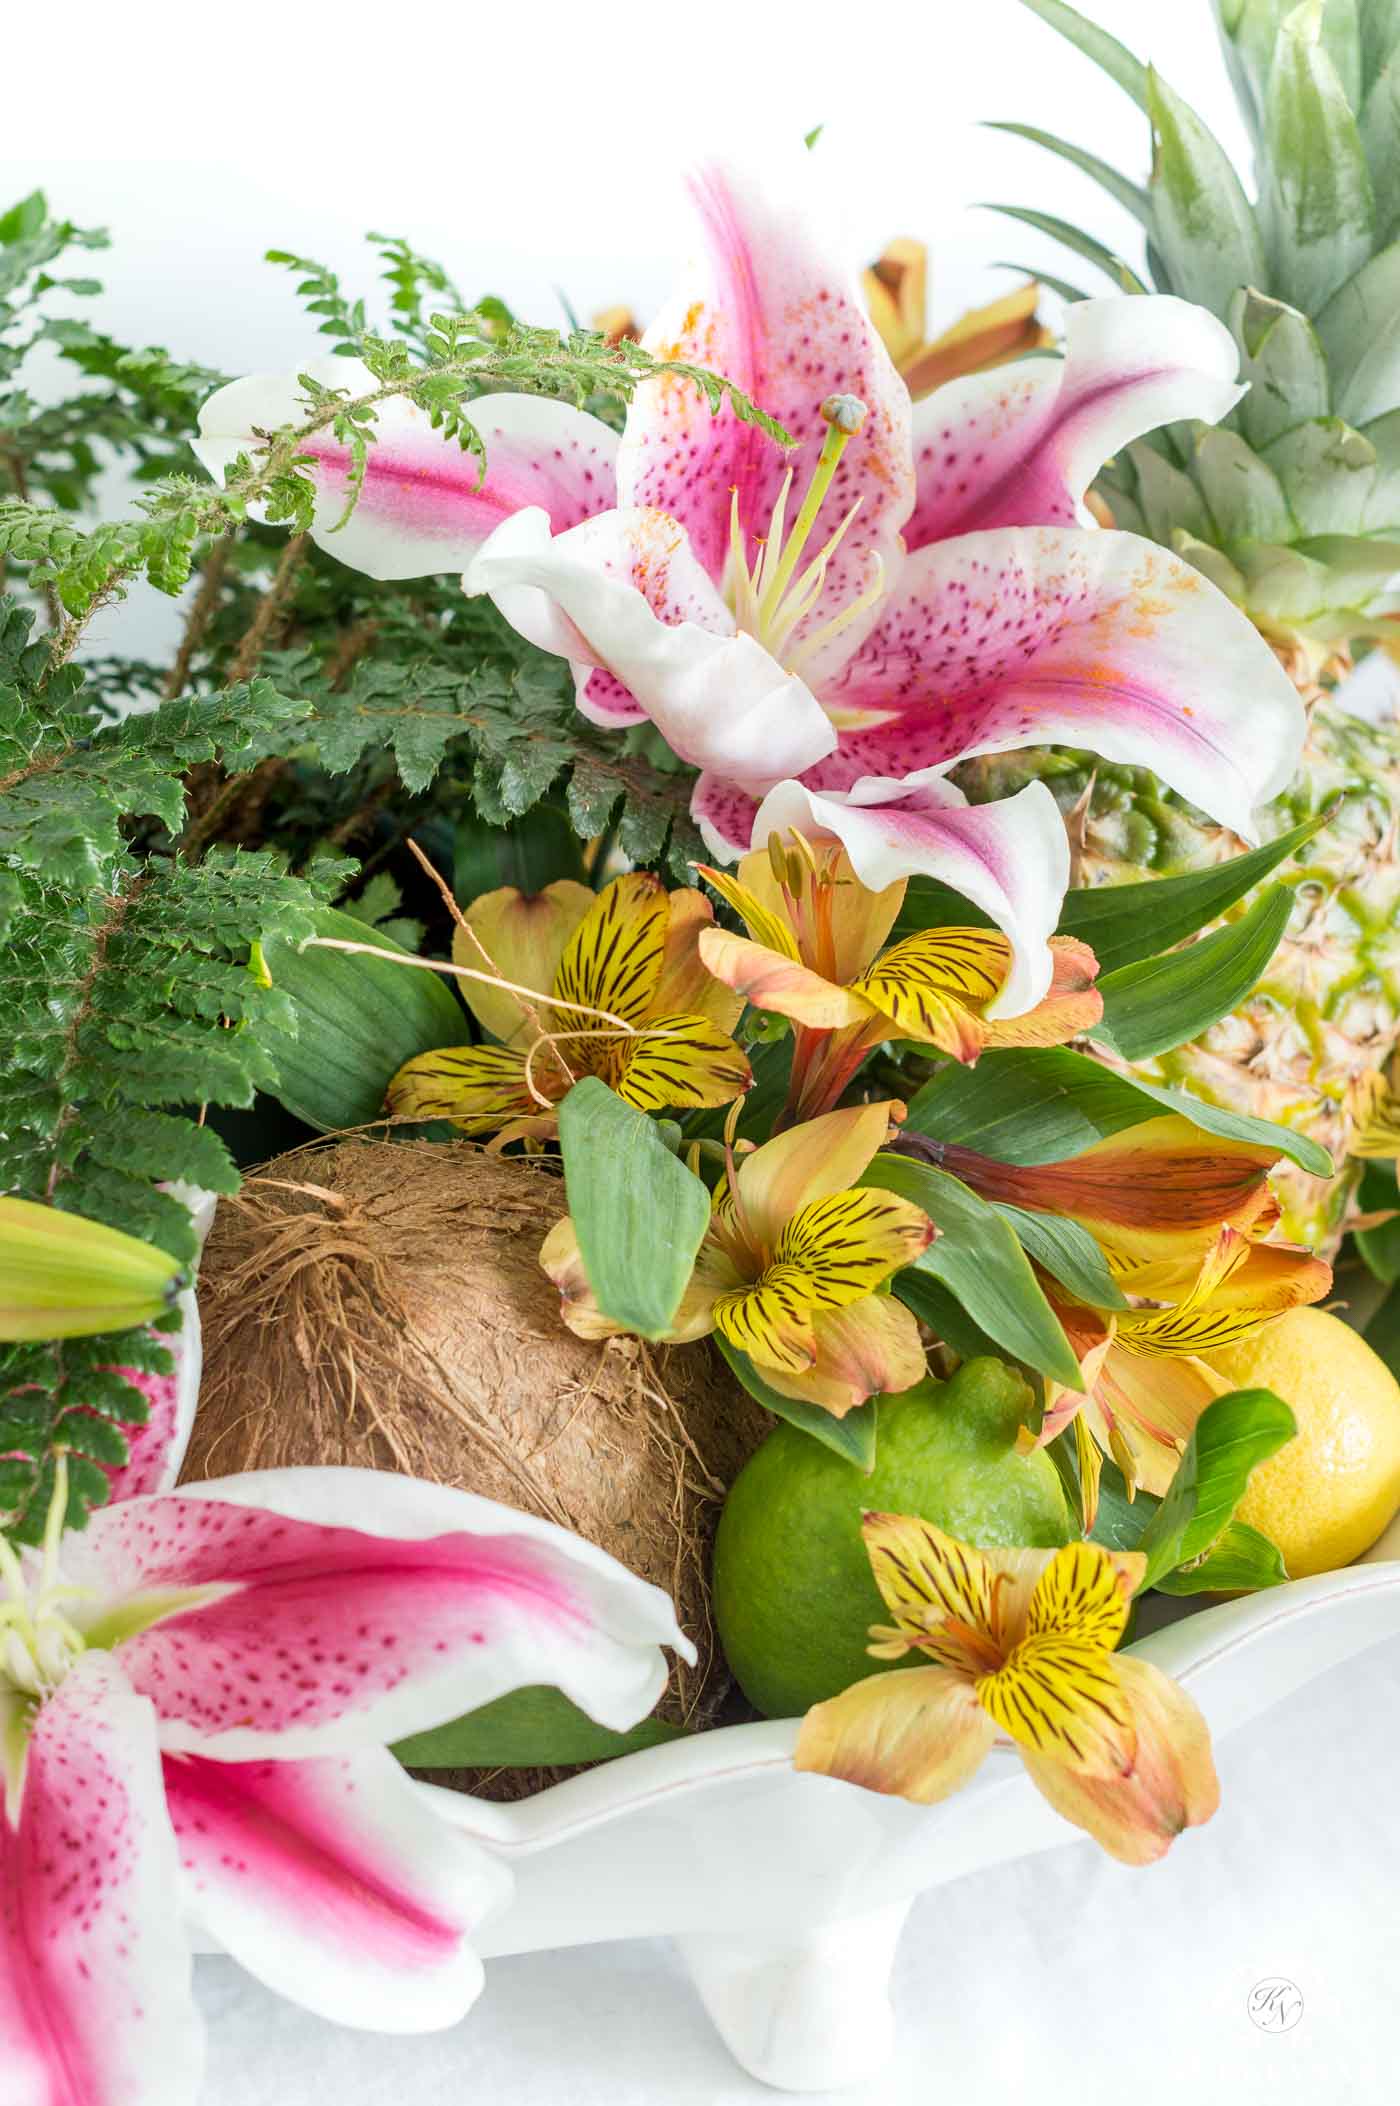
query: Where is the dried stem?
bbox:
[227,530,309,685]
[162,535,233,699]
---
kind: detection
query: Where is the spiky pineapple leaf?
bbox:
[1263,0,1376,311]
[1361,46,1400,243]
[1090,881,1296,1061]
[1015,0,1150,109]
[976,205,1148,293]
[1315,239,1400,424]
[1147,66,1268,313]
[982,122,1153,226]
[1230,288,1331,448]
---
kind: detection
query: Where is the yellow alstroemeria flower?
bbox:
[796,1516,1219,1865]
[862,239,1052,400]
[697,831,1101,1124]
[541,1100,935,1417]
[1349,1066,1400,1162]
[1037,1228,1332,1523]
[386,872,751,1145]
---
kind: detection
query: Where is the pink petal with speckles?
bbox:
[750,775,1069,1014]
[99,1289,202,1503]
[64,1469,692,1760]
[194,359,618,581]
[163,1746,508,2032]
[905,296,1242,548]
[0,1654,203,2106]
[466,505,836,784]
[821,526,1304,841]
[691,774,763,861]
[616,160,914,682]
[575,666,648,727]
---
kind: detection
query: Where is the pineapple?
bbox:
[953,0,1400,1251]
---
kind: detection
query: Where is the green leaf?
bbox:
[891,1270,1005,1364]
[393,1685,684,1768]
[1015,0,1151,108]
[1135,1387,1297,1589]
[905,1045,1333,1178]
[1056,811,1328,974]
[860,1156,1082,1388]
[1264,416,1383,532]
[1153,1518,1290,1593]
[1090,883,1295,1061]
[1189,428,1295,545]
[976,206,1148,292]
[1354,1160,1400,1282]
[714,1335,878,1470]
[992,1204,1127,1308]
[1230,288,1332,449]
[1361,46,1400,244]
[1147,66,1269,312]
[262,907,468,1131]
[453,803,584,905]
[558,1078,711,1339]
[1262,0,1375,312]
[1362,1274,1400,1378]
[1314,238,1400,424]
[983,122,1153,226]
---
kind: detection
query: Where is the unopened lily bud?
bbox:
[0,1196,185,1341]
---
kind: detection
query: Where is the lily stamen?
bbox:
[726,394,871,668]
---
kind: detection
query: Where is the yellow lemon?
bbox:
[1203,1307,1400,1579]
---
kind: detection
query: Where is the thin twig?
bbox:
[227,530,309,685]
[162,534,233,699]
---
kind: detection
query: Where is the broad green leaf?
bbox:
[1090,883,1295,1061]
[1315,238,1400,423]
[892,1270,1005,1364]
[1054,811,1327,974]
[714,1336,878,1470]
[1362,49,1400,242]
[1135,1387,1297,1589]
[977,205,1148,292]
[1087,1459,1157,1551]
[1125,438,1216,544]
[1362,1274,1400,1378]
[1230,288,1332,448]
[558,1078,711,1339]
[1263,0,1375,312]
[1355,1160,1400,1282]
[1015,0,1151,107]
[1147,67,1269,312]
[860,1156,1082,1388]
[393,1685,684,1768]
[993,1204,1127,1309]
[453,802,584,906]
[1153,1518,1290,1593]
[1360,0,1400,93]
[905,1045,1334,1178]
[263,906,468,1131]
[983,122,1153,225]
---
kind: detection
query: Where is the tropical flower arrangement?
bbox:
[5,3,1400,2096]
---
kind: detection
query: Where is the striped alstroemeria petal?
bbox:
[697,927,872,1028]
[852,926,1012,1061]
[610,1009,752,1114]
[1347,1070,1400,1159]
[384,1044,546,1134]
[981,936,1103,1048]
[1023,1541,1141,1648]
[861,1513,999,1650]
[454,882,595,1046]
[761,1294,928,1418]
[553,872,669,1031]
[733,1100,902,1250]
[976,1635,1137,1775]
[1113,1235,1332,1359]
[1018,1656,1220,1865]
[794,1663,997,1803]
[653,890,745,1033]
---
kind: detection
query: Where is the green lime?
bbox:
[712,1357,1071,1718]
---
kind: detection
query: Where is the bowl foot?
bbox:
[675,1896,912,2092]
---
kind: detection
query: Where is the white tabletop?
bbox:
[195,1633,1398,2105]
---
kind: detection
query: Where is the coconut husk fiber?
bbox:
[184,1135,769,1791]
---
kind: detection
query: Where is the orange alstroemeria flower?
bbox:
[1036,1227,1332,1522]
[542,1101,934,1417]
[386,873,750,1146]
[697,831,1101,1124]
[796,1517,1219,1865]
[862,238,1052,400]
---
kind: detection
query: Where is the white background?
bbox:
[8,3,1395,2100]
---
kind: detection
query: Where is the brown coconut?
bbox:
[184,1135,769,1780]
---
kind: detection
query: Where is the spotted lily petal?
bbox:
[63,1472,693,1757]
[163,1746,509,2032]
[820,527,1304,846]
[465,505,837,785]
[0,1652,203,2106]
[101,1291,203,1502]
[610,1009,752,1113]
[904,295,1243,547]
[713,1187,933,1374]
[194,361,618,580]
[794,1663,997,1799]
[384,1043,546,1135]
[748,775,1069,1015]
[1018,1655,1220,1865]
[617,158,914,680]
[453,881,595,1045]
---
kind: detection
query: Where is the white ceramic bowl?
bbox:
[419,1529,1400,2093]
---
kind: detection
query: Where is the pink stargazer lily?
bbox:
[195,161,1304,1013]
[0,1402,691,2106]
